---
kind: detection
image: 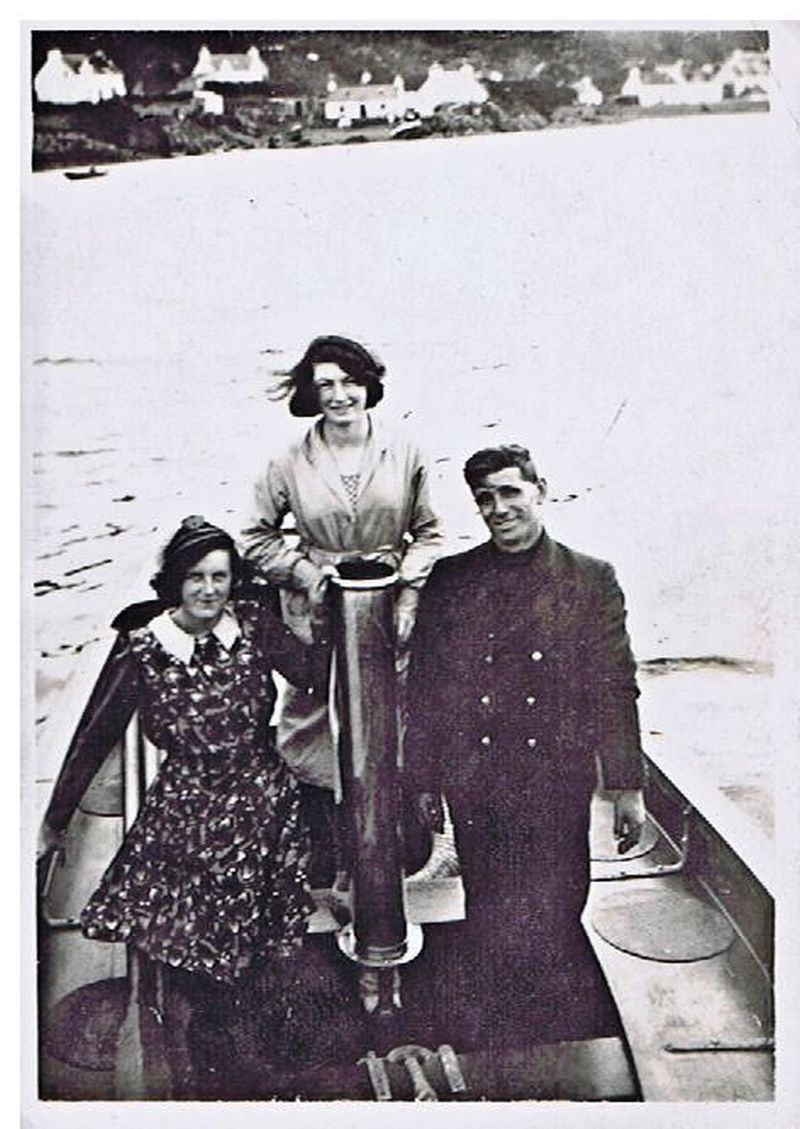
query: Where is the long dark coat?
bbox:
[404,532,645,1042]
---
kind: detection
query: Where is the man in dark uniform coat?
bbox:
[404,444,646,1049]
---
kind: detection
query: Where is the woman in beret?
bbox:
[38,516,329,1094]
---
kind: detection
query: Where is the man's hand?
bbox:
[395,603,416,649]
[394,587,420,650]
[612,789,645,854]
[416,792,444,834]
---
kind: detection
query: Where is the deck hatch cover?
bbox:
[590,886,734,961]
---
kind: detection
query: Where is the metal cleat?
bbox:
[358,1050,393,1101]
[386,1044,439,1101]
[438,1043,468,1094]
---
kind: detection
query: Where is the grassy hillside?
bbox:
[31,27,768,96]
[30,28,769,171]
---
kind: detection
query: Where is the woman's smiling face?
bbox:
[313,362,368,426]
[178,548,232,630]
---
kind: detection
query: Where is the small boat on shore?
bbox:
[63,166,107,181]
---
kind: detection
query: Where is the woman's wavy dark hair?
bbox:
[268,335,385,417]
[150,516,250,606]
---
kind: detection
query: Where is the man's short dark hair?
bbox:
[463,445,540,490]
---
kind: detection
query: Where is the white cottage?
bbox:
[191,45,269,87]
[620,63,724,108]
[716,49,770,100]
[407,62,488,118]
[34,48,126,105]
[324,77,406,126]
[571,75,603,108]
[192,89,225,116]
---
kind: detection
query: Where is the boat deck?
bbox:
[35,661,774,1101]
[586,801,773,1101]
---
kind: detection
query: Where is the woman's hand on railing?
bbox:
[308,564,337,627]
[36,820,66,904]
[37,820,65,865]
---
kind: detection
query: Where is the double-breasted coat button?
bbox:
[526,695,536,705]
[480,694,491,705]
[484,654,493,664]
[526,737,537,748]
[530,650,543,662]
[480,735,491,747]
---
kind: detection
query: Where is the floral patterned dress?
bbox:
[75,599,319,983]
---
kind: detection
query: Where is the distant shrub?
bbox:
[124,117,171,156]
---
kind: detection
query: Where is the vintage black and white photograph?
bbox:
[21,18,800,1122]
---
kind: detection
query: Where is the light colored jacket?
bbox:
[243,416,444,641]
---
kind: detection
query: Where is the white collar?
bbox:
[149,607,241,665]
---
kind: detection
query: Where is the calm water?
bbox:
[24,112,796,847]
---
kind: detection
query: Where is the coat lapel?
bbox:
[351,414,386,504]
[304,419,353,512]
[304,415,387,512]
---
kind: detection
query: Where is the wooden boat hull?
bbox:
[63,167,107,181]
[586,755,773,1102]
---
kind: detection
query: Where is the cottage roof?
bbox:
[60,51,122,75]
[327,84,398,102]
[206,52,258,72]
[727,51,769,76]
[640,69,677,86]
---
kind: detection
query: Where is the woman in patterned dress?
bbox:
[38,516,328,1090]
[242,336,445,891]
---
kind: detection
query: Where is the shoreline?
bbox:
[33,98,769,175]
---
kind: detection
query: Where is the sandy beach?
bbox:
[23,109,797,857]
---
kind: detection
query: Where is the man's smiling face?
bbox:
[473,466,547,553]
